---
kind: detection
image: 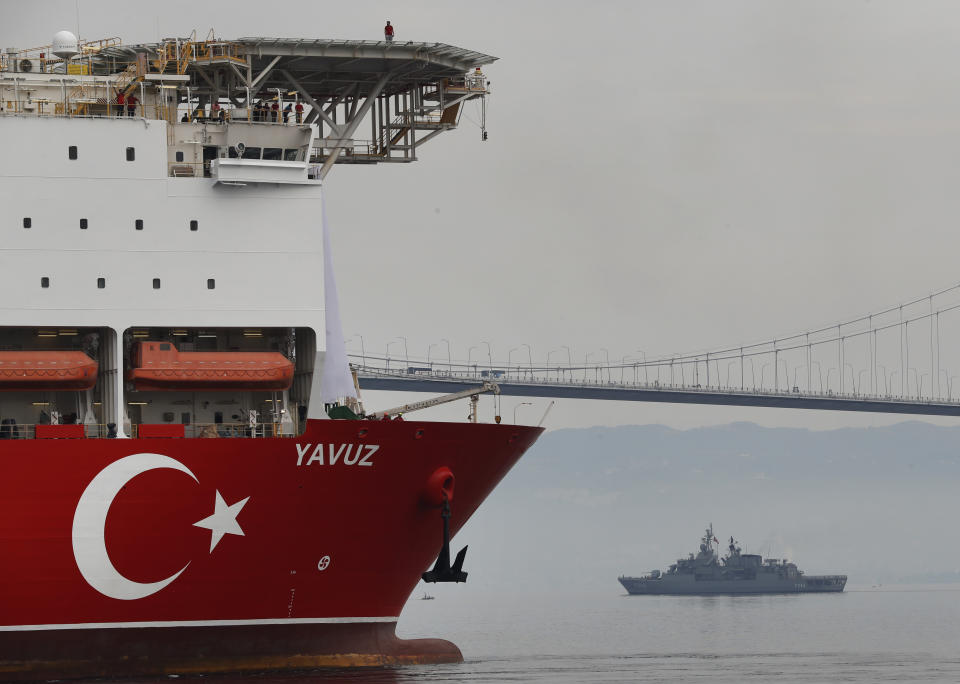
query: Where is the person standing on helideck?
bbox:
[384,21,394,42]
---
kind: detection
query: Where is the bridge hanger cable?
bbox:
[639,281,960,367]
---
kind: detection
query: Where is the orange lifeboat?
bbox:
[0,351,98,391]
[129,341,294,391]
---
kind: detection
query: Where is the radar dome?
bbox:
[52,31,79,59]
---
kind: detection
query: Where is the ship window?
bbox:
[241,146,261,160]
[68,145,78,160]
[263,147,282,161]
[23,217,31,229]
[284,148,299,161]
[126,147,135,162]
[40,277,49,288]
[207,278,215,289]
[175,151,184,162]
[135,219,143,230]
[190,220,198,231]
[97,277,105,289]
[160,343,171,350]
[152,278,161,289]
[80,218,88,230]
[228,146,238,158]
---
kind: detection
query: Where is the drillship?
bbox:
[619,525,847,595]
[0,30,542,679]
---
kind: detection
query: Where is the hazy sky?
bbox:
[8,1,960,429]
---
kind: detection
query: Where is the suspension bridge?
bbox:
[349,283,960,417]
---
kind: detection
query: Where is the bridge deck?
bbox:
[356,370,960,417]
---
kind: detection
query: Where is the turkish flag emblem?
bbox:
[71,453,250,600]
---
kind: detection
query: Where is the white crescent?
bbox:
[72,453,197,600]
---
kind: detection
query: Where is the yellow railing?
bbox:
[79,37,122,54]
[192,41,246,66]
[152,41,176,74]
[148,37,248,76]
[1,37,122,75]
[115,63,141,96]
[178,41,195,74]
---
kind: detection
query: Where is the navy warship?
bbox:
[619,525,846,595]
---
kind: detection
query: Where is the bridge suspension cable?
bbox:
[349,280,960,411]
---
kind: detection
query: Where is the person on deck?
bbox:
[283,102,292,124]
[114,90,124,117]
[271,100,279,123]
[126,93,138,117]
[384,21,394,42]
[211,101,221,122]
[294,101,304,124]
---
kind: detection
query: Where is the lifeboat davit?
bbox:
[129,341,294,391]
[0,351,98,391]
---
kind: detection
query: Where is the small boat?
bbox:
[0,351,97,391]
[129,341,294,391]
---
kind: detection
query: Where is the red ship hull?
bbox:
[0,418,542,680]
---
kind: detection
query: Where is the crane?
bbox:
[369,381,500,422]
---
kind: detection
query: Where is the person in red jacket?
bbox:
[384,21,394,42]
[294,101,304,124]
[126,93,138,117]
[114,90,124,117]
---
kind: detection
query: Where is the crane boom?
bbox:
[370,381,500,419]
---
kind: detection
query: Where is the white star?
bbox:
[193,490,250,553]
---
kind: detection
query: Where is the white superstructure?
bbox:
[0,32,492,439]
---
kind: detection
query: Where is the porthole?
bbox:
[126,147,135,162]
[207,278,215,289]
[40,277,50,288]
[68,146,78,160]
[152,278,161,289]
[190,220,198,231]
[97,277,105,289]
[80,218,88,230]
[175,151,184,162]
[135,219,143,231]
[23,217,31,229]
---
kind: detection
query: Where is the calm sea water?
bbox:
[114,584,960,683]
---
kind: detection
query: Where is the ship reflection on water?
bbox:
[95,668,406,683]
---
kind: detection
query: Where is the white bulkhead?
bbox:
[0,116,324,329]
[0,114,325,437]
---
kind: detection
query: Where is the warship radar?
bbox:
[619,525,846,595]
